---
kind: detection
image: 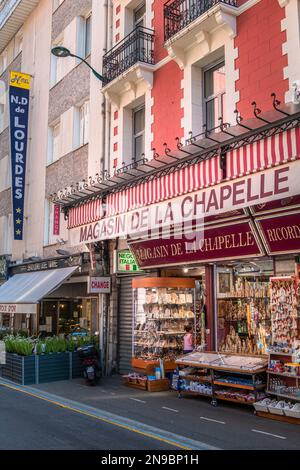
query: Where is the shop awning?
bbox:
[0,266,78,314]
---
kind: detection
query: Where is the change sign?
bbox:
[9,71,31,241]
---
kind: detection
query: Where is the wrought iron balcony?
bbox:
[103,26,155,84]
[164,0,237,41]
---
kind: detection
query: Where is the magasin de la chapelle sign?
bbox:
[69,161,300,246]
[9,71,31,241]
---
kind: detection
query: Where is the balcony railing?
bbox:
[164,0,237,41]
[103,26,155,84]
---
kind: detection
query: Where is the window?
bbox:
[204,61,226,130]
[85,15,92,57]
[0,51,8,75]
[51,39,64,86]
[14,35,23,57]
[0,156,10,192]
[48,122,61,164]
[134,3,146,28]
[79,101,90,146]
[0,215,12,255]
[133,106,145,161]
[0,103,4,133]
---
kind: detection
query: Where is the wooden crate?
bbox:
[147,378,170,392]
[122,375,148,390]
[256,410,300,425]
[131,358,176,374]
[131,358,158,374]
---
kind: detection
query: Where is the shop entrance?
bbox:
[40,297,98,336]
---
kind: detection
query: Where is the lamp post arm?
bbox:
[70,53,107,84]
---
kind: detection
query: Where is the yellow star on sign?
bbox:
[16,229,21,236]
[16,219,21,224]
[16,208,22,214]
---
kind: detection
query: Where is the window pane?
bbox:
[134,134,144,160]
[52,124,60,161]
[134,107,145,134]
[204,62,225,99]
[134,3,146,25]
[204,61,226,129]
[85,16,92,57]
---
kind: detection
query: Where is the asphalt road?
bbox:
[33,377,300,450]
[0,387,182,450]
[1,378,300,451]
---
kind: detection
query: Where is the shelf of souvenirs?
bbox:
[134,343,182,349]
[174,386,262,404]
[223,318,271,323]
[267,390,300,401]
[267,348,300,356]
[141,302,194,307]
[213,380,266,391]
[267,370,300,379]
[134,330,185,335]
[136,315,195,320]
[217,296,270,300]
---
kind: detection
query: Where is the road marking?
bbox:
[0,378,218,450]
[130,398,146,403]
[251,429,287,440]
[200,417,226,424]
[162,406,179,413]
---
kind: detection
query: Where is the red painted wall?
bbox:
[235,0,288,119]
[151,61,184,155]
[152,0,168,62]
[151,0,183,154]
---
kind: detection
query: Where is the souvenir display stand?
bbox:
[123,277,196,392]
[253,350,300,424]
[217,274,271,355]
[173,351,268,406]
[253,274,300,423]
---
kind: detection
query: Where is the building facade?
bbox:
[0,0,300,373]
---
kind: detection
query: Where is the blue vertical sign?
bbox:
[9,71,31,241]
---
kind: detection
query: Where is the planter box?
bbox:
[38,352,70,383]
[2,354,35,385]
[71,351,84,379]
[1,351,84,385]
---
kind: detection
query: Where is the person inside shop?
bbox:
[183,324,194,354]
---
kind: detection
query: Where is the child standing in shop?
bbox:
[183,325,194,354]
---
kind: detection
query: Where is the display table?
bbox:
[174,351,268,406]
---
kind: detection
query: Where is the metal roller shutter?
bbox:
[118,276,134,374]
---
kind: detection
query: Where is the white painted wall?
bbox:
[88,0,107,178]
[11,0,53,260]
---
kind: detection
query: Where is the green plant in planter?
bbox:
[43,336,68,354]
[4,335,34,356]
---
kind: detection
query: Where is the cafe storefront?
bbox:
[0,254,101,337]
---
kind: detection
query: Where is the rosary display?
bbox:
[133,285,196,361]
[218,277,271,355]
[270,277,299,350]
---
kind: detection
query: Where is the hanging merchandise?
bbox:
[269,277,299,353]
[217,268,271,355]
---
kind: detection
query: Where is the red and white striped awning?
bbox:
[67,127,300,229]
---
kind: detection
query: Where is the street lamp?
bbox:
[51,46,107,84]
